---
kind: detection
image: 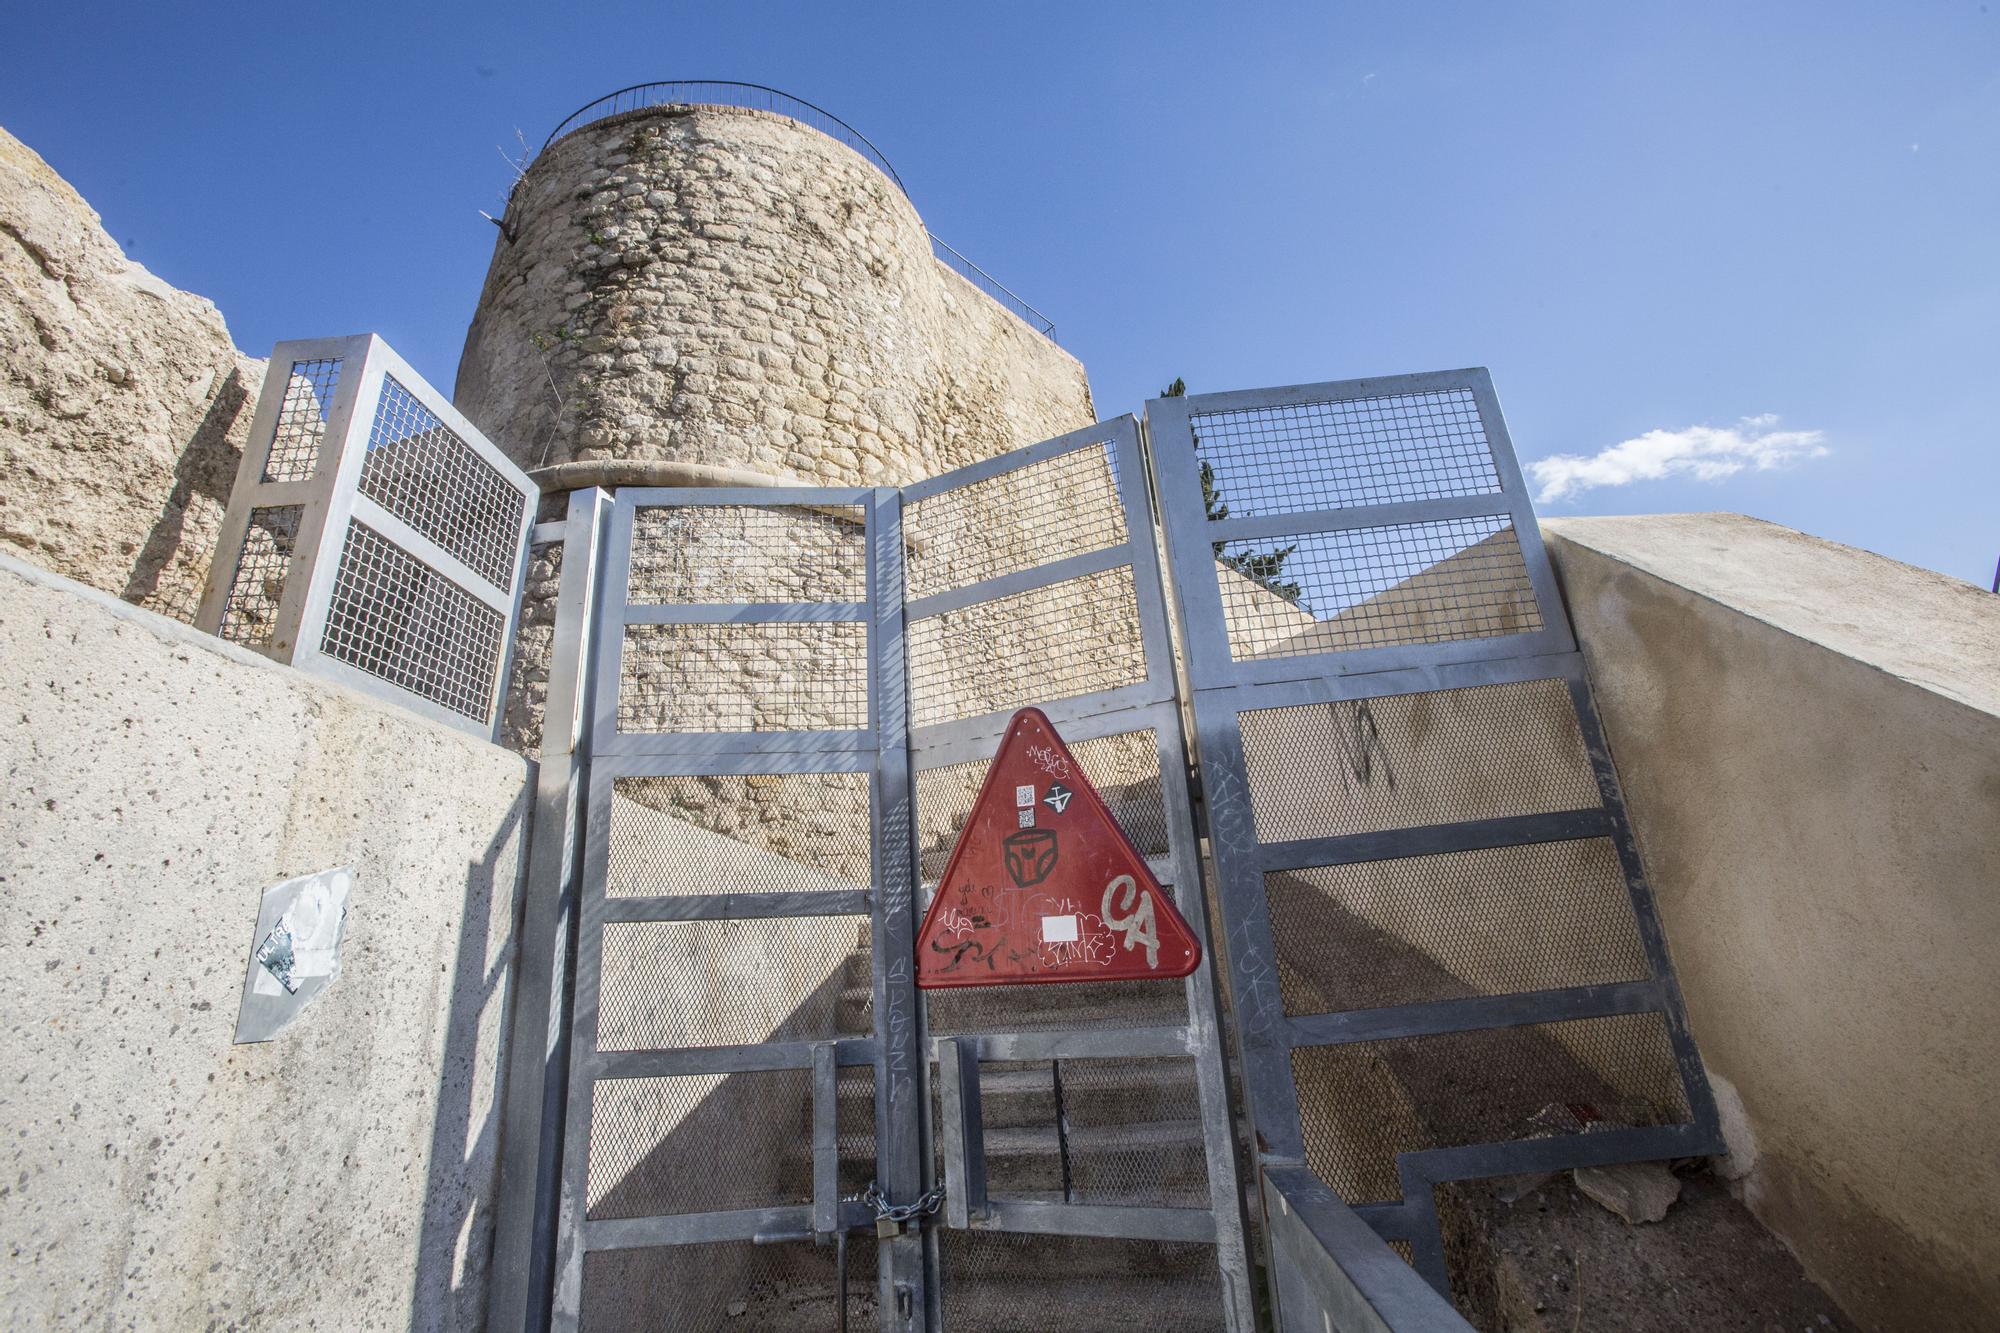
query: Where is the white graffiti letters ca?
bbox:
[1100,874,1161,969]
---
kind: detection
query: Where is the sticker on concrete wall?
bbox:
[233,866,353,1044]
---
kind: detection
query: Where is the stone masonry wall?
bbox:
[0,126,265,624]
[454,105,1091,484]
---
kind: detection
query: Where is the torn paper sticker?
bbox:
[235,866,353,1043]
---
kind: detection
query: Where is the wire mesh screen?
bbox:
[596,916,871,1050]
[1264,839,1651,1016]
[1216,517,1542,660]
[938,1231,1226,1331]
[1291,1012,1691,1203]
[914,730,1168,887]
[1189,388,1501,517]
[838,1064,876,1200]
[1058,1056,1211,1208]
[627,504,867,604]
[1237,680,1599,842]
[972,1056,1212,1209]
[587,1070,815,1217]
[907,565,1147,729]
[618,621,869,732]
[904,444,1127,600]
[607,773,872,897]
[217,505,302,646]
[580,1238,877,1333]
[357,374,528,592]
[318,521,506,721]
[260,358,341,482]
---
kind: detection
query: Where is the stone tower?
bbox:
[455,101,1092,492]
[453,96,1096,750]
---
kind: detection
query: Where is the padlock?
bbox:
[875,1215,901,1239]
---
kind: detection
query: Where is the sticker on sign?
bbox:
[1040,914,1080,943]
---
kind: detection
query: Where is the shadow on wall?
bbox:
[119,362,255,623]
[413,785,533,1329]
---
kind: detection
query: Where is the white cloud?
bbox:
[1528,414,1829,503]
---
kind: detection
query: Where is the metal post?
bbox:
[935,1038,987,1229]
[490,487,610,1333]
[867,486,928,1330]
[813,1041,840,1242]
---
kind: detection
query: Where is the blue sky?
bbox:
[5,2,1995,584]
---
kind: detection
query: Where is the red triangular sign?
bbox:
[915,707,1201,988]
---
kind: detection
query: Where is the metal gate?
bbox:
[1146,369,1723,1298]
[900,419,1251,1331]
[547,419,1251,1329]
[552,485,925,1329]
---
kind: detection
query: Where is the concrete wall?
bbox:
[0,554,530,1331]
[0,126,265,626]
[1544,513,2000,1332]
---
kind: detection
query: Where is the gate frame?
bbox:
[901,417,1256,1332]
[492,487,613,1333]
[1144,368,1722,1300]
[547,485,930,1331]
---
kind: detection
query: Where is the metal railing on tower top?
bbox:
[537,80,1059,343]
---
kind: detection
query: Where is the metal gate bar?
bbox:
[550,486,926,1331]
[492,487,611,1333]
[1147,369,1720,1305]
[900,418,1254,1331]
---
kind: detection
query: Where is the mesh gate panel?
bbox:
[1152,369,1716,1316]
[1238,679,1598,842]
[628,504,867,603]
[1291,1013,1690,1203]
[1264,840,1651,1015]
[938,1232,1225,1332]
[1215,519,1542,660]
[260,357,341,482]
[1189,387,1502,516]
[906,565,1147,729]
[318,521,506,721]
[1059,1056,1210,1208]
[588,1070,813,1217]
[967,1056,1209,1208]
[597,916,871,1049]
[218,505,302,647]
[562,488,918,1331]
[580,1238,878,1333]
[618,621,869,732]
[607,773,872,897]
[924,973,1189,1036]
[358,374,528,591]
[915,730,1170,886]
[904,443,1127,600]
